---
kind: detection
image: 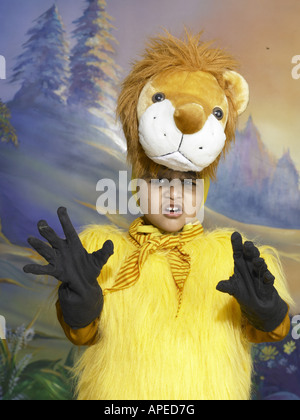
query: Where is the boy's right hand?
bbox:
[23,207,114,329]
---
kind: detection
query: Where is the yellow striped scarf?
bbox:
[103,217,204,314]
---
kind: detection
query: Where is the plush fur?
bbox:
[72,224,293,400]
[117,30,248,180]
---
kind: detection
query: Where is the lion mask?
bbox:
[117,31,249,180]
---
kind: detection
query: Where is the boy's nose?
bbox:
[164,184,182,200]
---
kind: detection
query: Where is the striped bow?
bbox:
[103,217,204,314]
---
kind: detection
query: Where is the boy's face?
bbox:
[137,169,204,233]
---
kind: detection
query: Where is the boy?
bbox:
[24,168,292,400]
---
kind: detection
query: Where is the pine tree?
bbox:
[0,99,18,146]
[11,5,70,104]
[68,0,121,122]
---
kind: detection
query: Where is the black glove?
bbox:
[23,207,114,329]
[216,232,288,332]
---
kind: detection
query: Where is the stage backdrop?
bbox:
[0,0,299,400]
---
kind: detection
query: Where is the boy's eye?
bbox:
[158,178,168,185]
[151,179,197,187]
[183,179,196,187]
[151,178,167,186]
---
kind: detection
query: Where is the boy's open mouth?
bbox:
[163,204,183,217]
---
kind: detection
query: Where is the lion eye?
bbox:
[152,92,166,103]
[213,107,224,120]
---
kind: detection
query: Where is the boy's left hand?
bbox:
[216,232,288,332]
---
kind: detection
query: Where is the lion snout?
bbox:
[173,103,206,135]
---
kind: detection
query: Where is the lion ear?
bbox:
[223,70,249,115]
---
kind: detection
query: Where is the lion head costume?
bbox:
[117,30,249,181]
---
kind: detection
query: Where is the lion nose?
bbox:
[174,103,206,135]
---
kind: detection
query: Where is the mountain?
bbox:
[206,117,300,229]
[264,150,300,227]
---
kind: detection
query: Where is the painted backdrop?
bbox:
[0,0,299,400]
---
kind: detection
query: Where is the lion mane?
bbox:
[117,30,242,180]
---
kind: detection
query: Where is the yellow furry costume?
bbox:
[57,219,292,400]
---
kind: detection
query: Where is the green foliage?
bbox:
[0,99,18,146]
[0,325,76,400]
